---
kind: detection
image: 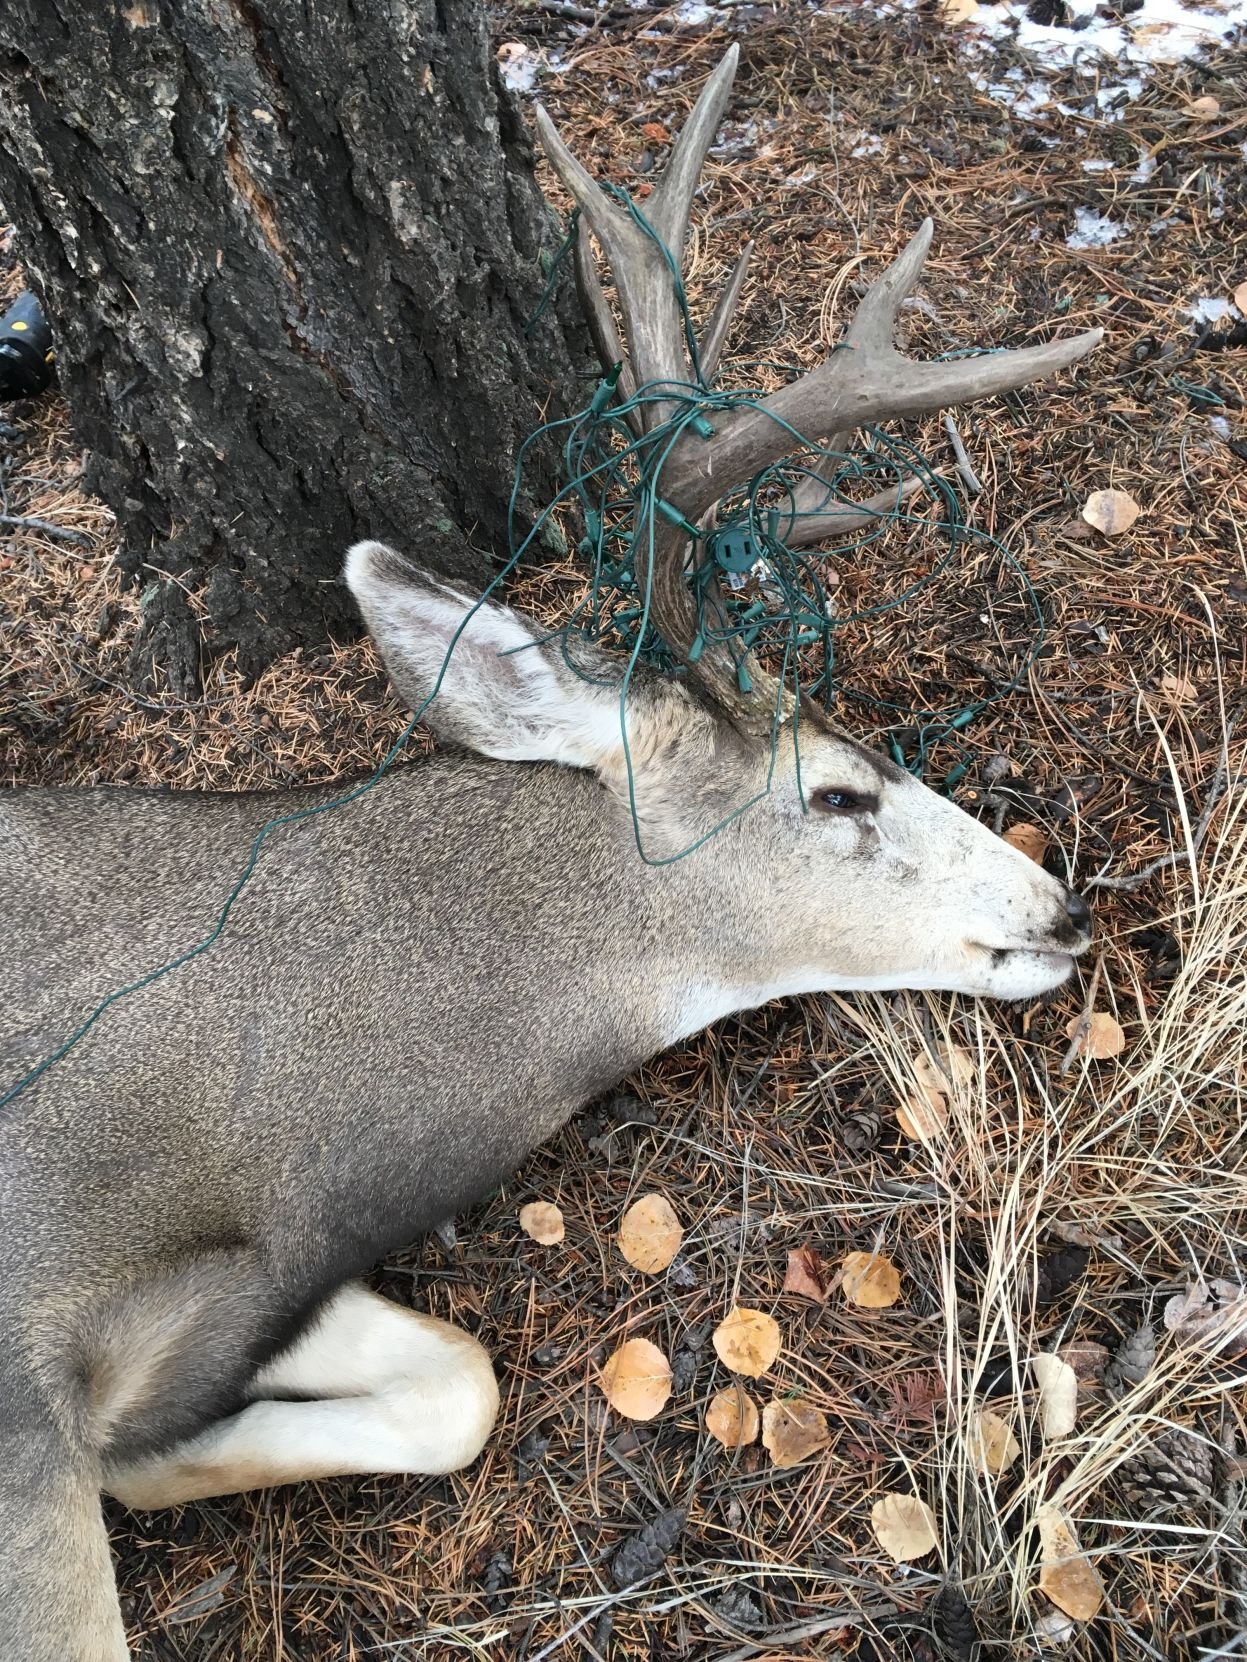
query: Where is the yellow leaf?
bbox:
[842,1251,902,1309]
[1235,281,1247,317]
[1036,1507,1105,1621]
[519,1201,565,1245]
[762,1398,831,1468]
[897,1088,949,1143]
[1065,1010,1125,1060]
[599,1338,672,1421]
[1081,488,1141,537]
[940,0,979,19]
[969,1408,1021,1476]
[617,1193,683,1274]
[712,1306,782,1379]
[1032,1353,1078,1438]
[1004,822,1048,865]
[1186,95,1220,121]
[870,1493,939,1562]
[705,1386,760,1448]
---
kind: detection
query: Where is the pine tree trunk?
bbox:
[0,0,583,691]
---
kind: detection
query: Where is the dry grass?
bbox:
[3,1,1247,1657]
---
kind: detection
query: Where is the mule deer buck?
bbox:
[0,47,1098,1660]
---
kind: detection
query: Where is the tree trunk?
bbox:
[0,0,583,691]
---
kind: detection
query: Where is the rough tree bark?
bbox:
[0,0,583,690]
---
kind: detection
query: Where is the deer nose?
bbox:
[1064,888,1092,936]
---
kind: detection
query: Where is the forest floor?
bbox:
[3,1,1247,1658]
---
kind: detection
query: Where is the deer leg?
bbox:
[102,1283,499,1509]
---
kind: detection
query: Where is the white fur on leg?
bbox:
[102,1284,499,1509]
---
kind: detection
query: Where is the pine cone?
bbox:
[1104,1322,1156,1397]
[931,1585,979,1659]
[611,1506,686,1588]
[841,1105,882,1153]
[1117,1426,1216,1511]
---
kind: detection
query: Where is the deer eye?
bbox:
[813,788,875,815]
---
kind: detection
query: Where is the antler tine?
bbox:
[667,241,1103,514]
[646,45,741,251]
[535,104,685,421]
[841,218,934,356]
[572,221,641,436]
[699,241,753,386]
[777,474,926,549]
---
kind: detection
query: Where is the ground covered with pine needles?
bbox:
[3,2,1246,1658]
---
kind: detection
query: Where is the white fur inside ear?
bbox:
[345,541,625,771]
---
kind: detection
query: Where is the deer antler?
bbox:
[534,47,1102,734]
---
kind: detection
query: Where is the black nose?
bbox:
[1064,889,1092,935]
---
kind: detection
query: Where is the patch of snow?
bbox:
[1066,207,1128,249]
[497,43,539,95]
[1130,150,1158,183]
[674,0,717,21]
[850,133,884,158]
[1147,216,1179,235]
[1082,158,1114,172]
[974,0,1244,72]
[1188,297,1235,324]
[1209,414,1232,439]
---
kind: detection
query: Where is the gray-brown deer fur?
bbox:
[0,46,1101,1661]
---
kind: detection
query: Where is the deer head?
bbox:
[347,546,1092,1008]
[347,46,1099,1012]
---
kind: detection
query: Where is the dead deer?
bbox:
[0,47,1099,1661]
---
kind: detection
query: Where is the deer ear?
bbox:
[344,542,626,770]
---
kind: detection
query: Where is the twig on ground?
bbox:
[0,510,92,545]
[1059,953,1104,1075]
[942,412,982,496]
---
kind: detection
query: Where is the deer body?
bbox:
[2,553,1092,1658]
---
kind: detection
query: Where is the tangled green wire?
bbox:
[0,198,1046,1109]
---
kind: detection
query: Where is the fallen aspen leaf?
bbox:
[599,1338,672,1421]
[1036,1506,1105,1621]
[870,1492,939,1562]
[1032,1353,1078,1438]
[519,1201,565,1245]
[1065,1011,1125,1060]
[1082,488,1141,537]
[640,120,670,144]
[1004,822,1048,864]
[940,0,979,18]
[1186,95,1220,120]
[762,1397,831,1468]
[782,1244,831,1303]
[705,1385,760,1448]
[1235,281,1247,317]
[617,1193,683,1274]
[969,1407,1021,1476]
[713,1306,782,1378]
[1161,671,1197,706]
[842,1251,902,1310]
[897,1089,949,1142]
[914,1043,974,1095]
[1163,1278,1247,1349]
